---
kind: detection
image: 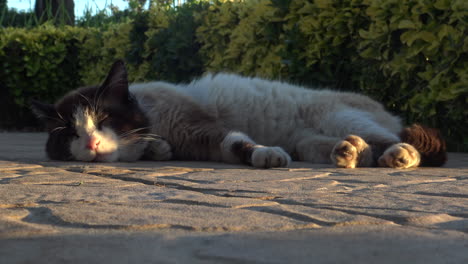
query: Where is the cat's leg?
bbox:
[324,109,402,168]
[293,131,373,168]
[143,138,173,161]
[294,133,341,163]
[220,131,291,168]
[377,143,420,169]
[153,102,290,168]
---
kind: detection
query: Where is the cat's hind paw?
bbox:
[251,146,291,168]
[144,139,173,161]
[331,135,372,168]
[378,143,420,169]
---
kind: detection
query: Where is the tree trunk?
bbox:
[0,0,7,13]
[35,0,75,25]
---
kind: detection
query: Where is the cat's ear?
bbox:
[30,99,57,121]
[99,60,129,102]
[30,99,64,131]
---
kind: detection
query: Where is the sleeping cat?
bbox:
[31,60,446,168]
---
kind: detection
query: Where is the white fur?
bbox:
[70,107,119,162]
[129,73,405,165]
[379,143,421,168]
[179,74,401,147]
[323,110,400,142]
[251,146,291,168]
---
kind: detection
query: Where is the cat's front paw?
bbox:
[251,146,291,168]
[144,139,173,161]
[331,135,372,168]
[378,143,420,169]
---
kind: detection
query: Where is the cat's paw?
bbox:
[144,139,173,161]
[331,135,372,168]
[378,143,420,169]
[251,146,291,168]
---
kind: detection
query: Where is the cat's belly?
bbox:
[186,78,321,151]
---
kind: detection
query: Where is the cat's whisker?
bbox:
[135,134,163,140]
[94,91,107,114]
[143,138,160,142]
[118,127,153,138]
[55,111,66,122]
[97,113,109,123]
[140,133,162,138]
[120,135,162,142]
[42,115,66,124]
[77,92,96,113]
[118,133,163,145]
[93,87,107,114]
[51,126,66,133]
[119,130,145,139]
[78,93,107,121]
[138,136,163,141]
[118,138,148,146]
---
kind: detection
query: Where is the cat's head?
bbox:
[31,60,150,162]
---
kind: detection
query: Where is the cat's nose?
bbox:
[86,137,100,150]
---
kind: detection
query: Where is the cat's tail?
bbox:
[400,124,447,167]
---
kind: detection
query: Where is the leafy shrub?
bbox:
[356,0,468,150]
[0,25,89,128]
[78,22,135,84]
[142,0,209,82]
[197,0,286,77]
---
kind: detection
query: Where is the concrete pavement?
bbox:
[0,132,467,263]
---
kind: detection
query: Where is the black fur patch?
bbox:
[369,142,395,165]
[231,141,255,165]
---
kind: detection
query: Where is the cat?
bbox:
[31,60,447,169]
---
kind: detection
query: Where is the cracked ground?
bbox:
[1,133,467,263]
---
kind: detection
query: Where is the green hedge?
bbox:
[0,25,89,128]
[0,0,467,151]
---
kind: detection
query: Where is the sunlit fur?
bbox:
[69,106,119,161]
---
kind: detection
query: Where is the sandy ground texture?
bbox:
[0,132,467,263]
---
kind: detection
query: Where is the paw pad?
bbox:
[251,146,291,168]
[331,135,372,168]
[378,143,420,169]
